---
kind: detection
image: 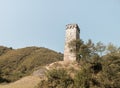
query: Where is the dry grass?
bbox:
[0,76,40,88]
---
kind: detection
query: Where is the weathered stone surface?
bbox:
[64,24,80,62]
[32,68,47,78]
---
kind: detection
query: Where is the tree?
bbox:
[106,43,118,54]
[79,44,91,59]
[68,39,91,62]
[68,39,84,53]
[86,39,97,56]
[95,42,106,56]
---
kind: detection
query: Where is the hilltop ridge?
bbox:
[0,46,63,82]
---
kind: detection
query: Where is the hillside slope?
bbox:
[0,46,63,82]
[0,61,79,88]
[0,76,40,88]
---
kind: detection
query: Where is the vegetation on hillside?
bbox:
[0,46,63,83]
[37,39,120,88]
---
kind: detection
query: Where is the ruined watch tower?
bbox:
[64,24,80,62]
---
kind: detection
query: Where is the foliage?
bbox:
[95,41,106,56]
[99,55,120,88]
[68,39,91,62]
[74,66,91,88]
[106,43,118,54]
[86,39,97,56]
[38,69,74,88]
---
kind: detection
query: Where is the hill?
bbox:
[0,76,40,88]
[36,54,120,88]
[0,46,63,82]
[0,39,120,88]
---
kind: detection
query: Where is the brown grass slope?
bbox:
[0,76,40,88]
[0,46,63,82]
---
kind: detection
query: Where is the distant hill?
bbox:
[0,46,63,82]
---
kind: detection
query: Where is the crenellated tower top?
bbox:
[66,24,80,32]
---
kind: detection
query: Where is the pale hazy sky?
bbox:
[0,0,120,52]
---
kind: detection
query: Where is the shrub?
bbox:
[38,68,74,88]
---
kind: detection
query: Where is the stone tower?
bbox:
[64,24,80,62]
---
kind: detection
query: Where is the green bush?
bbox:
[74,67,91,88]
[38,68,74,88]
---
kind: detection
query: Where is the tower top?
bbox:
[66,24,80,32]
